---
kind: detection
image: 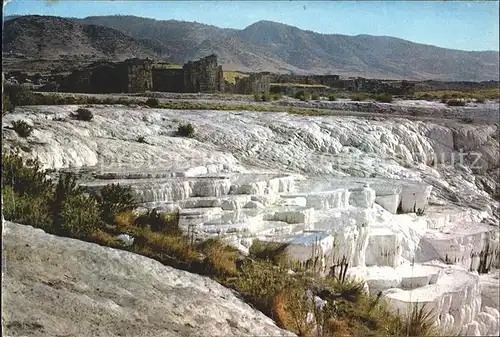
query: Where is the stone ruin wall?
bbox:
[126,59,153,93]
[269,84,329,97]
[270,73,416,95]
[183,55,224,93]
[234,73,271,94]
[152,68,184,93]
[58,59,153,94]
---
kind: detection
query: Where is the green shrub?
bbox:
[261,93,271,102]
[2,94,15,114]
[2,151,53,197]
[328,94,337,101]
[374,93,393,103]
[2,185,53,230]
[253,93,261,101]
[97,183,136,224]
[295,91,311,101]
[51,172,84,229]
[134,209,181,234]
[3,84,37,106]
[146,97,159,108]
[232,259,297,316]
[446,99,466,106]
[40,93,65,105]
[271,93,283,101]
[311,93,320,100]
[393,303,439,337]
[11,120,33,137]
[197,237,240,277]
[249,239,289,265]
[75,108,94,121]
[177,123,195,138]
[60,194,103,237]
[350,93,369,101]
[494,189,500,201]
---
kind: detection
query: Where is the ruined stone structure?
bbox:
[270,73,416,96]
[151,68,184,93]
[151,55,224,93]
[59,58,152,94]
[234,73,271,95]
[271,74,341,87]
[183,54,224,93]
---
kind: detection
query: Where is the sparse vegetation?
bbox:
[350,93,369,101]
[146,97,160,108]
[328,94,337,101]
[295,90,311,101]
[374,93,393,103]
[249,239,289,265]
[311,93,320,100]
[3,94,15,114]
[261,93,271,102]
[60,194,103,237]
[253,93,275,102]
[136,135,147,143]
[97,183,136,224]
[494,189,500,201]
[177,122,195,138]
[3,84,37,106]
[11,120,33,137]
[270,93,283,101]
[415,88,500,101]
[74,108,94,121]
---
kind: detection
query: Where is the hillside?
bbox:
[3,15,162,60]
[3,15,499,81]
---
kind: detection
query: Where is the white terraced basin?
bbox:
[381,263,500,336]
[365,228,403,267]
[417,222,500,272]
[3,105,499,336]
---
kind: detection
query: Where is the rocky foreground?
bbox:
[2,221,295,337]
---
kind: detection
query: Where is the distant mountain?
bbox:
[3,15,499,81]
[3,15,162,60]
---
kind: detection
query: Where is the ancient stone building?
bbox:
[151,68,184,92]
[271,74,341,87]
[183,54,224,93]
[151,55,225,93]
[59,58,152,94]
[234,73,271,95]
[125,58,153,93]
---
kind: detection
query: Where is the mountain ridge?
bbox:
[3,14,499,81]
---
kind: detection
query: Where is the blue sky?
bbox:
[4,0,500,51]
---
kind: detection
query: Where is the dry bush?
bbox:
[146,231,199,264]
[249,239,289,265]
[197,238,240,277]
[88,229,124,248]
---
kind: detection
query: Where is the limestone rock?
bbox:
[2,221,295,337]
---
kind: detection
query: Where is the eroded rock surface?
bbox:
[3,104,499,336]
[1,221,295,337]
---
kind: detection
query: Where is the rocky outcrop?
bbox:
[3,103,499,336]
[1,221,295,337]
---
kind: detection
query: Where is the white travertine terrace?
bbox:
[3,105,499,336]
